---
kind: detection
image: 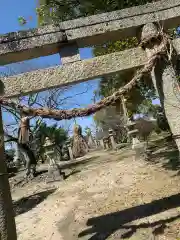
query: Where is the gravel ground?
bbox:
[10,145,180,240]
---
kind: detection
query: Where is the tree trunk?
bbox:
[0,108,17,239]
[141,23,180,152]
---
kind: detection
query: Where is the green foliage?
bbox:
[35,122,67,146]
[18,16,27,25]
[35,0,160,124]
[32,0,163,120]
[94,106,128,142]
[94,106,122,130]
[137,99,170,132]
[93,33,156,117]
[94,38,138,57]
[36,0,155,25]
[34,121,68,158]
[137,99,157,116]
[96,70,156,118]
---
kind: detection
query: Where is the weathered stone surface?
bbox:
[1,0,180,63]
[0,25,61,43]
[142,23,180,153]
[60,0,180,30]
[0,109,17,239]
[0,47,146,97]
[0,31,67,65]
[2,37,180,98]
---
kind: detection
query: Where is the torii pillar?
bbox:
[141,23,180,153]
[0,109,17,239]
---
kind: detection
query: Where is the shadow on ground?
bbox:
[59,153,123,171]
[34,169,48,177]
[151,148,180,170]
[79,193,180,239]
[13,189,56,216]
[60,156,100,170]
[147,136,180,171]
[64,169,81,179]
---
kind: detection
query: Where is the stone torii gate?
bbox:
[1,0,180,239]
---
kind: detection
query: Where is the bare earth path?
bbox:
[11,148,180,240]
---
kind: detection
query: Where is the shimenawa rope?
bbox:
[0,32,171,120]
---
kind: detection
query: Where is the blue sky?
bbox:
[0,0,161,141]
[0,0,100,135]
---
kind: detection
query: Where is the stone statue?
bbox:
[72,124,88,158]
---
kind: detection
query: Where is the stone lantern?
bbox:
[43,137,64,182]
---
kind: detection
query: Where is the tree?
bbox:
[93,106,128,142]
[137,99,170,132]
[35,0,157,119]
[135,118,156,142]
[1,61,93,170]
[96,70,156,118]
[34,0,159,142]
[34,121,68,160]
[36,0,155,25]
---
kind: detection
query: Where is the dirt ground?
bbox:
[10,139,180,240]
